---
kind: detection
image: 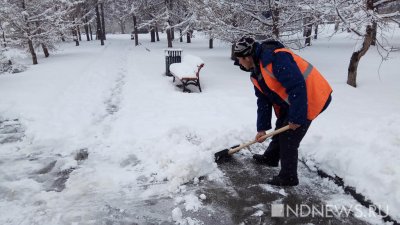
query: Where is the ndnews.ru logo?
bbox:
[271,203,389,218]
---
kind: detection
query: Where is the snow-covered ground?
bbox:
[0,25,399,224]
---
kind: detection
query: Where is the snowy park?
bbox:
[1,1,400,225]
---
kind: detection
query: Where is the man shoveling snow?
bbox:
[233,36,332,186]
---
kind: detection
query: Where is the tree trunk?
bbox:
[314,23,318,39]
[231,43,236,60]
[150,26,155,42]
[28,39,38,65]
[42,43,49,57]
[209,38,213,49]
[167,28,173,48]
[155,25,160,41]
[34,21,51,56]
[95,4,104,45]
[60,33,65,42]
[304,17,312,46]
[334,18,340,31]
[186,32,191,43]
[305,25,312,46]
[84,17,90,41]
[1,24,12,65]
[100,3,106,40]
[1,38,4,50]
[72,22,79,46]
[171,27,175,40]
[347,0,374,88]
[167,28,173,47]
[77,25,82,41]
[89,24,93,40]
[371,21,377,46]
[303,18,307,37]
[347,26,373,87]
[271,0,280,39]
[334,22,340,31]
[22,0,37,64]
[179,29,183,42]
[119,19,125,34]
[1,26,6,47]
[74,30,79,46]
[132,14,138,46]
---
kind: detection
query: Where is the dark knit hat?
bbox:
[234,36,255,57]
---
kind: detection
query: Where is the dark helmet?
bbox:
[234,36,255,57]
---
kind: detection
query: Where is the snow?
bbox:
[0,25,399,224]
[183,194,202,212]
[172,207,183,221]
[297,27,400,221]
[252,203,265,209]
[169,54,204,79]
[259,184,288,196]
[172,207,203,225]
[252,210,264,217]
[183,54,205,66]
[199,193,206,200]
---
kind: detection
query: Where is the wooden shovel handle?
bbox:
[227,125,291,155]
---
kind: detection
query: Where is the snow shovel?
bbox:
[214,125,290,162]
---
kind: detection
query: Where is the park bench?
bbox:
[169,55,204,92]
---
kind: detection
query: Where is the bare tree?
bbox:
[132,14,138,46]
[95,3,104,45]
[100,2,106,40]
[334,0,399,87]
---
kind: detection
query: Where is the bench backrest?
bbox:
[195,63,204,79]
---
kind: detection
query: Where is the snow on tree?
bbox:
[107,0,133,34]
[0,0,398,85]
[184,0,327,48]
[331,0,399,87]
[0,0,84,65]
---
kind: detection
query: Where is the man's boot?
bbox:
[267,175,299,186]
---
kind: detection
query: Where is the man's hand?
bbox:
[289,122,301,130]
[255,131,267,143]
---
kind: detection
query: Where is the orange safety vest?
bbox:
[251,48,332,120]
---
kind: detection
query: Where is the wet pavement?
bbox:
[192,153,376,225]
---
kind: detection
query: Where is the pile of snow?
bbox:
[0,48,27,74]
[169,54,204,78]
[172,207,183,221]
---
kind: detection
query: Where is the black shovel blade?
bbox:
[214,145,240,163]
[214,149,230,162]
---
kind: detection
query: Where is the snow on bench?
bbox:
[169,55,205,92]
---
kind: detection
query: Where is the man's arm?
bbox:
[272,52,308,126]
[254,86,272,132]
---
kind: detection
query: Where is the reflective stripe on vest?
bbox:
[259,48,332,120]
